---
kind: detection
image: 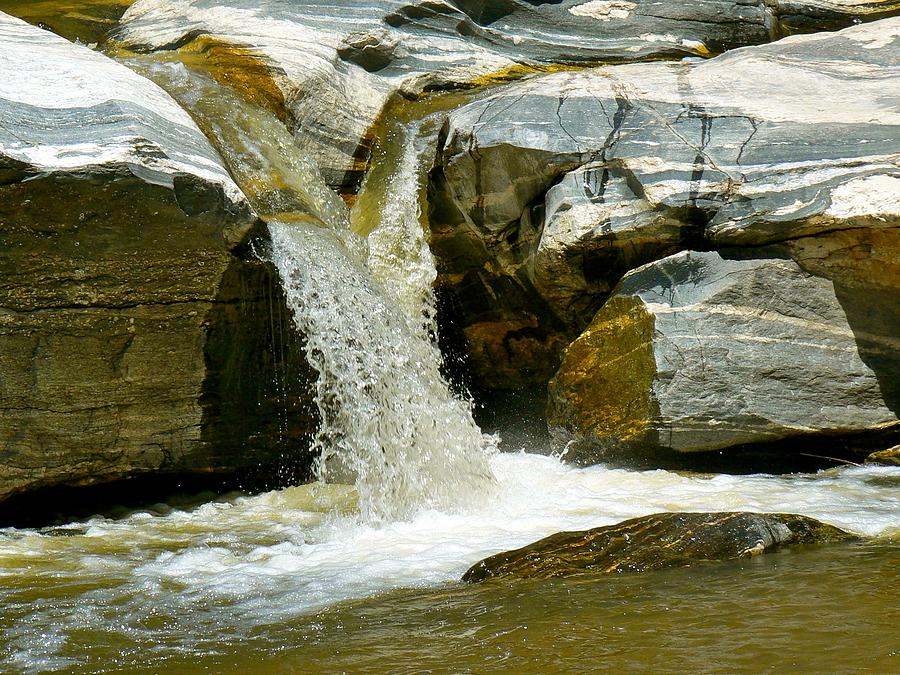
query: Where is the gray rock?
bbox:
[0,14,314,502]
[429,18,899,387]
[546,250,899,462]
[113,0,898,190]
[338,28,404,72]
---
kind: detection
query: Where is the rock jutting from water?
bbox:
[462,511,857,582]
[866,445,900,466]
[427,17,900,392]
[111,0,898,192]
[0,13,316,502]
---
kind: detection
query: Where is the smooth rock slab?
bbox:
[463,511,856,582]
[547,250,899,462]
[113,0,899,190]
[0,14,314,501]
[429,19,900,386]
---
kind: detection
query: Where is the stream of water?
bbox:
[0,38,898,675]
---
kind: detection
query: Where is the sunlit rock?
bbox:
[547,250,899,462]
[111,0,897,191]
[0,14,315,502]
[463,511,856,581]
[865,445,900,466]
[428,18,899,388]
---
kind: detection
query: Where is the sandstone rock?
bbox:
[112,0,897,191]
[547,250,899,462]
[0,14,314,502]
[463,511,855,581]
[429,18,899,387]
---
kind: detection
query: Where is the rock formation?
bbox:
[113,0,898,191]
[463,511,856,581]
[547,251,899,463]
[0,13,314,502]
[428,18,900,396]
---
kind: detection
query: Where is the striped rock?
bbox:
[428,18,900,388]
[547,250,899,462]
[113,0,899,190]
[462,511,856,582]
[0,14,314,502]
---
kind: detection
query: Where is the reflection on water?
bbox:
[0,454,897,672]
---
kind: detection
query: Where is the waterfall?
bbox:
[267,121,497,522]
[269,218,496,521]
[126,56,497,521]
[366,123,439,337]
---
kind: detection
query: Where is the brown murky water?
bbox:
[3,539,897,673]
[1,457,898,673]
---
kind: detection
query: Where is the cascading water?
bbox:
[126,56,497,521]
[365,122,439,336]
[268,217,496,521]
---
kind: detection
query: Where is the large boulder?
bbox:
[463,511,855,582]
[0,14,314,502]
[547,250,899,463]
[428,18,900,388]
[112,0,898,191]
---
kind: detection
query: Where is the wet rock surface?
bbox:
[463,511,857,581]
[428,18,900,389]
[0,14,314,501]
[112,0,899,191]
[547,250,899,462]
[866,445,900,466]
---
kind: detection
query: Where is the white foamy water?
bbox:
[1,454,897,672]
[269,219,496,522]
[366,123,438,335]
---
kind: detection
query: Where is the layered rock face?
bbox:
[429,18,900,397]
[0,14,314,501]
[113,0,897,191]
[463,511,855,582]
[547,251,899,462]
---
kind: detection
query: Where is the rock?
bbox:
[463,511,856,582]
[112,0,897,191]
[547,250,899,462]
[0,14,315,502]
[337,28,403,73]
[428,18,900,388]
[865,445,900,466]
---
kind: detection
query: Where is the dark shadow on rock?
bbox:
[0,472,246,528]
[834,282,900,417]
[561,426,900,475]
[199,223,319,491]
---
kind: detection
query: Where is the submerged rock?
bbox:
[547,251,899,462]
[429,18,900,388]
[112,0,896,191]
[0,14,314,502]
[0,0,135,44]
[462,511,856,582]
